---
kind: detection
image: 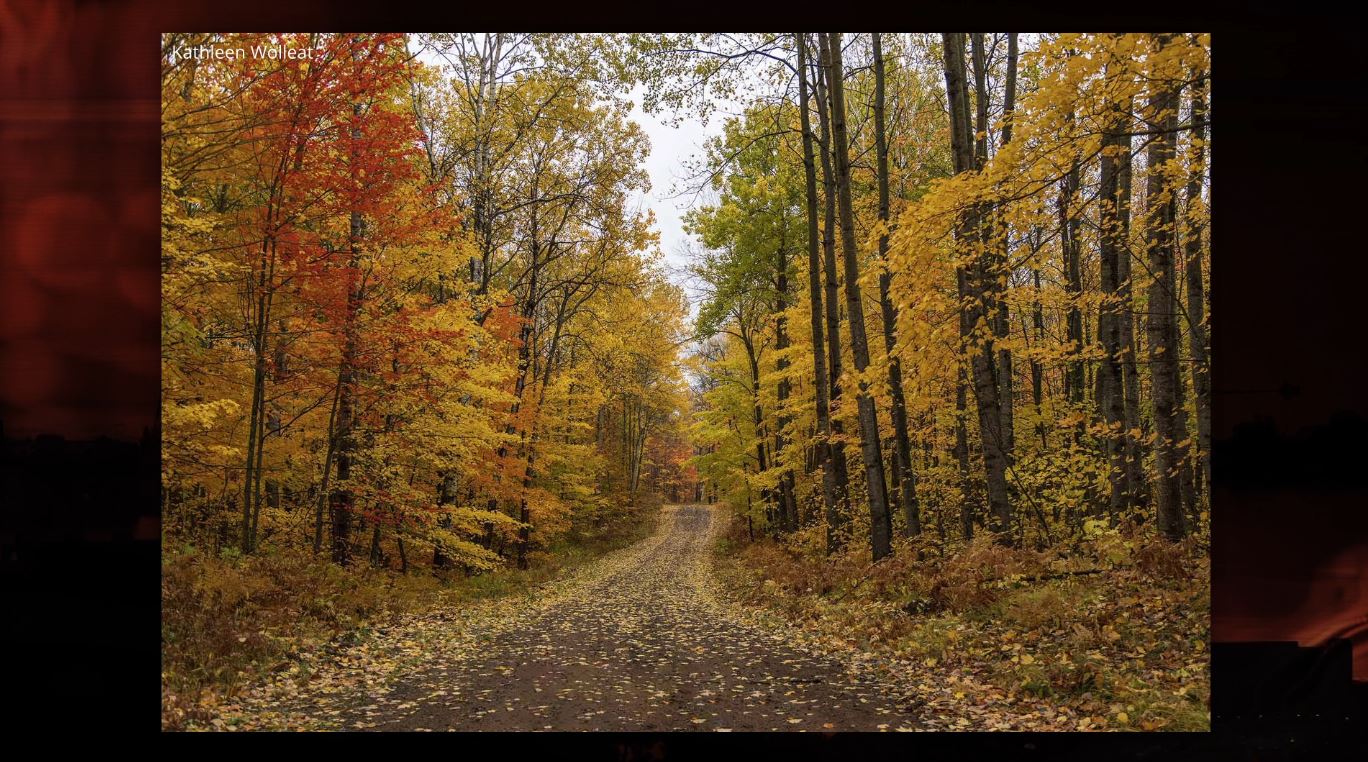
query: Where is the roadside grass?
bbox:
[712,516,1209,731]
[162,504,660,730]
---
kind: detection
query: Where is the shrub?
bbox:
[1000,586,1070,631]
[923,536,1048,614]
[1133,537,1189,581]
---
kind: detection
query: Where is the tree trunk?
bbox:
[329,97,364,568]
[813,32,851,550]
[774,226,798,532]
[369,524,383,567]
[872,32,921,538]
[1096,57,1130,520]
[1116,131,1148,512]
[943,32,1014,543]
[241,238,276,553]
[1171,305,1199,526]
[517,453,534,570]
[825,33,893,562]
[955,367,974,542]
[433,471,456,570]
[1183,71,1211,497]
[248,406,270,548]
[796,34,839,543]
[509,176,543,568]
[743,333,773,528]
[992,33,1019,461]
[1030,262,1048,450]
[329,279,358,566]
[313,372,342,554]
[1060,147,1086,420]
[1144,34,1187,541]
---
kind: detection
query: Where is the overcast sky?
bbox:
[623,85,719,316]
[624,74,772,327]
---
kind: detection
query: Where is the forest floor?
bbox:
[162,505,660,730]
[182,503,1207,732]
[713,517,1211,731]
[188,505,919,731]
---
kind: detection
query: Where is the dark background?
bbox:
[1,1,1364,754]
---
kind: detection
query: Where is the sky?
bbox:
[624,85,713,310]
[620,63,767,324]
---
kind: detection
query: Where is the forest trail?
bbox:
[224,505,917,731]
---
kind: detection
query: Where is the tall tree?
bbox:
[992,33,1019,461]
[1056,47,1087,429]
[794,33,841,547]
[329,97,362,566]
[813,33,853,549]
[1096,49,1131,519]
[1143,33,1187,541]
[1116,129,1148,513]
[1182,69,1211,497]
[773,218,800,532]
[955,366,975,541]
[872,32,922,537]
[825,32,893,561]
[941,32,1014,543]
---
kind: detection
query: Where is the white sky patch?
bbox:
[623,74,765,327]
[624,85,719,320]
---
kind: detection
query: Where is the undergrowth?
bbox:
[713,516,1209,731]
[162,504,659,730]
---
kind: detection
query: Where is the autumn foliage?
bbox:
[674,33,1211,555]
[649,32,1209,730]
[161,31,1210,732]
[161,33,693,723]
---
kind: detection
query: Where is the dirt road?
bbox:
[218,505,916,731]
